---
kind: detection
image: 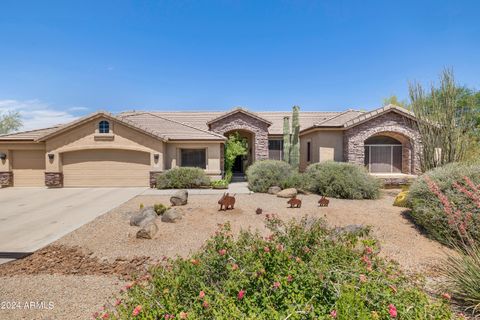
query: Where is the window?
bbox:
[307,141,311,162]
[181,149,206,169]
[268,139,283,160]
[99,121,110,134]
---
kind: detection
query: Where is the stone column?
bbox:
[149,171,163,188]
[45,172,63,188]
[0,171,13,187]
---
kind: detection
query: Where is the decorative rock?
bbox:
[161,208,183,223]
[268,186,282,195]
[130,208,157,226]
[170,190,188,206]
[256,208,263,215]
[136,222,159,239]
[276,188,297,198]
[333,224,367,236]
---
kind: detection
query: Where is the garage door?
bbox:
[62,149,150,187]
[12,150,46,186]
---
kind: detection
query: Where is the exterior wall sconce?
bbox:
[48,153,55,160]
[154,154,160,161]
[0,152,6,160]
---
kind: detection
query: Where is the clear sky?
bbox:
[0,0,479,130]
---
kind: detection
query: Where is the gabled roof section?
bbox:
[119,112,226,141]
[206,107,272,126]
[0,125,61,141]
[343,104,416,129]
[35,111,169,142]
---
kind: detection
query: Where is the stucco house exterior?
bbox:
[0,104,420,188]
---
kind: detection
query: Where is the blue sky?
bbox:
[0,0,479,130]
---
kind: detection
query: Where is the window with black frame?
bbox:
[180,149,206,169]
[268,139,283,160]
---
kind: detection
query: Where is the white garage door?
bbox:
[12,150,46,187]
[62,149,150,187]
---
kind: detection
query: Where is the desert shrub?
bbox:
[156,167,210,189]
[100,216,452,320]
[246,160,302,192]
[211,179,229,189]
[440,242,480,316]
[304,161,381,199]
[153,203,167,215]
[407,163,480,246]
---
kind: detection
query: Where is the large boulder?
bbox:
[268,186,282,195]
[136,222,159,239]
[170,190,188,206]
[130,208,157,226]
[161,208,183,223]
[276,188,297,198]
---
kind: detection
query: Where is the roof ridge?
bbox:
[139,112,226,139]
[313,109,352,126]
[116,112,170,140]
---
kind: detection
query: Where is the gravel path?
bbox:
[0,190,452,319]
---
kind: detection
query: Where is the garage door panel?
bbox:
[12,150,46,187]
[62,149,150,187]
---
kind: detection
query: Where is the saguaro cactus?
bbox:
[282,116,291,163]
[290,106,300,169]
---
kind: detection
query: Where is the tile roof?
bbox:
[1,106,412,142]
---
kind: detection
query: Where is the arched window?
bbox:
[99,120,110,134]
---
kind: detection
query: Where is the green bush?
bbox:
[101,216,452,319]
[211,179,229,189]
[153,203,168,215]
[156,167,211,189]
[407,163,480,246]
[246,160,301,192]
[304,161,381,199]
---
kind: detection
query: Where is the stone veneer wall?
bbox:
[0,171,13,187]
[209,112,270,161]
[45,172,63,188]
[343,112,421,175]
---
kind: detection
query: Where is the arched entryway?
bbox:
[363,132,413,174]
[224,129,254,175]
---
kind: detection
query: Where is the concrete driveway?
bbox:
[0,187,145,264]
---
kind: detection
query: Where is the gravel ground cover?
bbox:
[0,190,452,319]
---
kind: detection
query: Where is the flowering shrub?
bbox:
[99,216,452,319]
[304,161,381,199]
[156,167,210,189]
[246,160,302,192]
[407,163,480,246]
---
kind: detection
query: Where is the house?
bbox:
[0,104,421,188]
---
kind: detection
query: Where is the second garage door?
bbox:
[12,150,46,187]
[62,149,150,187]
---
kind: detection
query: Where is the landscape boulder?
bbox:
[136,222,159,239]
[276,188,297,198]
[161,208,183,223]
[267,186,282,195]
[170,190,188,206]
[130,208,157,227]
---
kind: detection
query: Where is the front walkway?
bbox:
[141,181,252,195]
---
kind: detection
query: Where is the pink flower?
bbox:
[202,301,209,308]
[190,259,200,265]
[287,275,293,282]
[276,244,284,252]
[295,257,302,263]
[264,246,270,253]
[102,313,110,319]
[273,281,281,289]
[132,305,142,317]
[179,311,188,319]
[231,263,239,270]
[365,246,373,255]
[114,299,122,306]
[359,274,367,283]
[237,289,245,300]
[199,290,205,299]
[218,249,227,256]
[442,293,451,300]
[388,304,397,318]
[330,310,337,318]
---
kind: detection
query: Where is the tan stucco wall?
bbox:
[165,142,222,178]
[0,142,46,171]
[45,117,165,172]
[299,130,344,171]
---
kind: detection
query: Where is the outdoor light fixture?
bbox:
[154,154,160,161]
[0,152,6,160]
[48,153,55,160]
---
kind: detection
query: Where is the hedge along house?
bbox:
[0,104,420,188]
